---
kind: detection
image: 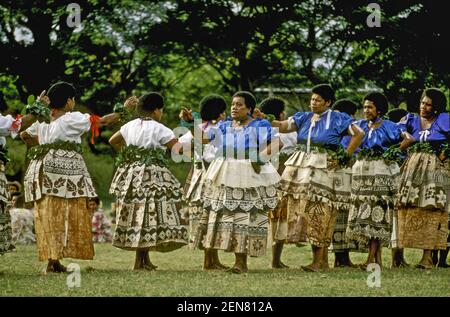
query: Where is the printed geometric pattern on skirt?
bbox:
[110,163,188,251]
[397,153,450,212]
[396,153,450,250]
[280,151,353,210]
[0,167,14,255]
[269,198,288,243]
[183,164,206,204]
[397,207,448,250]
[0,164,10,203]
[194,208,269,257]
[302,200,337,248]
[447,212,450,247]
[183,164,210,248]
[330,207,366,252]
[194,158,280,257]
[268,153,291,243]
[280,150,352,245]
[24,149,97,203]
[346,159,400,247]
[0,201,15,255]
[34,196,94,261]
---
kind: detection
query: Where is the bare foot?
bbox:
[203,262,230,270]
[301,263,321,272]
[226,265,248,274]
[52,261,67,273]
[321,261,330,271]
[143,264,157,271]
[272,261,290,269]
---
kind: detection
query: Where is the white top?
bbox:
[0,114,21,146]
[280,132,297,155]
[120,118,175,150]
[178,123,218,162]
[26,112,91,144]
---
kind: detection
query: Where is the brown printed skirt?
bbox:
[396,153,449,250]
[24,150,96,261]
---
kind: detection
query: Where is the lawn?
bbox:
[1,244,449,297]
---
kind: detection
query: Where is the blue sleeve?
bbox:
[384,120,403,144]
[335,112,353,136]
[208,120,228,141]
[397,113,414,133]
[292,112,307,130]
[436,113,450,139]
[256,119,273,145]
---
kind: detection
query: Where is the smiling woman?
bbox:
[191,91,281,274]
[396,88,450,269]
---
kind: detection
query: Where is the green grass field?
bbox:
[1,244,449,297]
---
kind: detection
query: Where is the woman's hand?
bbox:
[124,96,138,112]
[37,90,50,107]
[179,107,193,121]
[252,108,266,119]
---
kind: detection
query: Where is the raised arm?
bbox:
[252,108,297,133]
[271,119,297,133]
[98,96,138,128]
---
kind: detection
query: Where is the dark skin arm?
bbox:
[20,131,39,148]
[109,131,126,152]
[399,132,415,151]
[346,123,364,156]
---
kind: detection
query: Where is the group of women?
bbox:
[0,81,448,274]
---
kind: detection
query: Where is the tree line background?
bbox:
[1,0,449,205]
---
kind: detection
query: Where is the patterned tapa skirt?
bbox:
[183,162,208,248]
[396,152,450,250]
[24,149,96,261]
[110,162,189,252]
[280,150,352,248]
[0,164,14,255]
[192,158,280,257]
[346,159,400,247]
[268,154,290,244]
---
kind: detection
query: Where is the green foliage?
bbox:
[115,145,169,168]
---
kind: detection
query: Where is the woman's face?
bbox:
[88,201,98,212]
[310,94,330,114]
[231,97,250,120]
[11,196,18,208]
[419,96,434,118]
[363,100,379,121]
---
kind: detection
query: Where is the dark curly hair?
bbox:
[200,94,227,121]
[363,92,389,116]
[232,91,257,114]
[421,88,447,114]
[47,81,76,110]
